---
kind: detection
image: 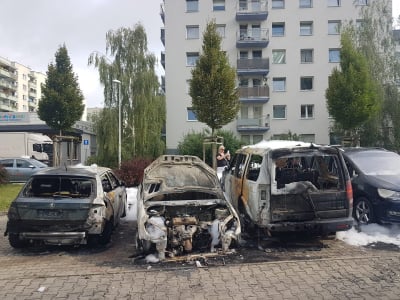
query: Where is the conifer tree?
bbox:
[38,44,84,135]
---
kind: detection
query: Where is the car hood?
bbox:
[363,174,400,192]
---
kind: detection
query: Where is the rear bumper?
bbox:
[19,232,87,245]
[266,217,354,234]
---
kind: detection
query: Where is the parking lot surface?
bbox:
[1,213,400,299]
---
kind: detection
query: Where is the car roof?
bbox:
[31,164,109,178]
[341,147,392,156]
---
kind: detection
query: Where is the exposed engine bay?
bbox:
[143,202,239,260]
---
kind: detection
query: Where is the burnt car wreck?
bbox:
[136,155,241,260]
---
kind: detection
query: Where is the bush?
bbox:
[177,129,244,166]
[0,165,9,185]
[114,157,153,187]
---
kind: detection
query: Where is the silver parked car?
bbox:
[0,157,48,182]
[4,164,127,248]
[136,155,241,260]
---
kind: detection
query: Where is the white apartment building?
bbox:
[161,0,391,153]
[0,56,46,113]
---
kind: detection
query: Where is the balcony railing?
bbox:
[160,28,165,46]
[0,91,18,102]
[236,0,268,21]
[0,68,17,79]
[237,29,269,48]
[236,117,270,132]
[238,86,269,103]
[237,58,269,76]
[0,79,15,90]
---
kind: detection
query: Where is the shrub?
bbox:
[114,157,153,187]
[0,165,9,185]
[177,129,244,166]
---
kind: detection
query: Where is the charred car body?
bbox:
[4,165,127,247]
[136,155,241,260]
[221,140,353,236]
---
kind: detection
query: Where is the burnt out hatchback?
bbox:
[222,140,353,236]
[4,165,127,248]
[136,155,241,260]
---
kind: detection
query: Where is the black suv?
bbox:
[342,147,400,224]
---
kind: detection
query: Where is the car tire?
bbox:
[8,233,27,249]
[353,197,374,224]
[98,219,114,245]
[135,232,153,254]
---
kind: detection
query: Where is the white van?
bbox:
[221,140,353,236]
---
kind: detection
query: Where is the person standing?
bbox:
[216,145,230,178]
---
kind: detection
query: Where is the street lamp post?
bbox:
[112,79,121,168]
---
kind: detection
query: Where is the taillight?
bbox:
[346,180,353,208]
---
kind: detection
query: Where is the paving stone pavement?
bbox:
[1,213,400,300]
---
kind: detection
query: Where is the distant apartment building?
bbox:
[0,56,46,113]
[160,0,392,153]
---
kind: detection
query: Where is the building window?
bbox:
[186,52,199,66]
[186,0,199,12]
[328,20,341,35]
[329,49,340,62]
[239,51,248,59]
[216,24,226,38]
[356,0,368,5]
[273,105,286,119]
[301,105,314,119]
[186,25,199,39]
[272,0,284,9]
[23,84,27,91]
[239,78,249,86]
[301,49,313,63]
[327,0,340,7]
[187,108,197,121]
[272,50,286,64]
[273,78,286,91]
[272,23,285,36]
[253,135,263,144]
[241,135,251,144]
[252,50,262,59]
[299,0,312,8]
[213,0,225,11]
[300,77,313,90]
[300,21,313,36]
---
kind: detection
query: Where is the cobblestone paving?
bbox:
[1,214,400,300]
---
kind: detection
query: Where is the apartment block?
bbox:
[0,56,45,113]
[161,0,390,153]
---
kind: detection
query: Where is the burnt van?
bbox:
[221,140,353,236]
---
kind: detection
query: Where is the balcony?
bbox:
[0,98,17,112]
[0,68,17,79]
[160,28,165,46]
[236,117,270,132]
[237,29,269,48]
[161,51,165,69]
[0,91,18,102]
[238,86,269,103]
[237,58,269,76]
[160,2,165,24]
[0,79,16,90]
[236,0,268,21]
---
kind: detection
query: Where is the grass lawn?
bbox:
[0,184,23,212]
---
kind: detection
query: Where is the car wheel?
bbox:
[8,233,27,249]
[135,232,153,254]
[353,197,374,224]
[98,219,114,245]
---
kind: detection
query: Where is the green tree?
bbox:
[352,1,400,149]
[189,20,240,135]
[38,44,84,135]
[88,23,165,167]
[326,30,380,145]
[189,20,240,168]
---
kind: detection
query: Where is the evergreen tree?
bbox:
[189,20,240,136]
[38,44,84,135]
[88,23,165,166]
[326,30,380,145]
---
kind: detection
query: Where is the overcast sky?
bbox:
[0,0,164,108]
[0,1,399,109]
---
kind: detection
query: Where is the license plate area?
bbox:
[37,210,63,218]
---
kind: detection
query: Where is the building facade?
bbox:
[161,0,391,153]
[0,56,46,113]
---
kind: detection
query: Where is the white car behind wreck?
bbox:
[136,155,241,260]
